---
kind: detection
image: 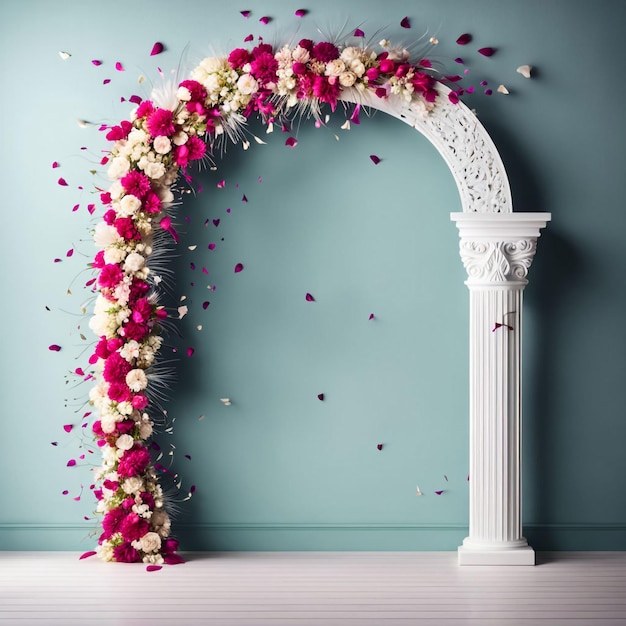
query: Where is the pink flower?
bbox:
[146,108,175,137]
[312,75,340,110]
[105,120,132,141]
[227,48,251,69]
[129,278,150,301]
[142,191,161,214]
[250,52,278,86]
[119,512,150,542]
[379,58,395,74]
[102,507,125,539]
[92,250,105,269]
[118,443,151,478]
[98,264,123,289]
[311,41,339,62]
[174,136,206,167]
[107,381,132,403]
[103,209,116,225]
[178,79,207,102]
[251,43,273,58]
[100,191,112,205]
[139,491,155,509]
[292,62,307,75]
[121,171,151,199]
[132,393,148,410]
[114,216,141,240]
[135,100,155,119]
[113,542,141,563]
[121,320,149,342]
[103,352,132,385]
[298,38,314,51]
[131,297,153,323]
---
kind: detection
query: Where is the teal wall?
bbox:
[1,0,624,552]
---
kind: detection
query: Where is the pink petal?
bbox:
[353,28,365,37]
[259,16,271,24]
[484,88,493,96]
[71,204,79,212]
[202,266,209,274]
[164,553,185,565]
[129,94,142,105]
[66,459,76,467]
[478,47,496,57]
[448,91,460,104]
[445,75,462,82]
[115,61,124,71]
[400,16,410,28]
[456,33,472,45]
[91,59,102,66]
[480,80,488,86]
[150,42,164,56]
[79,551,97,560]
[190,485,197,494]
[244,34,254,42]
[213,219,220,227]
[53,258,62,263]
[305,293,315,302]
[75,367,84,376]
[454,57,464,64]
[217,180,225,188]
[87,203,96,215]
[208,243,216,250]
[185,454,192,460]
[57,177,68,186]
[51,442,58,446]
[66,248,74,257]
[103,79,111,85]
[377,444,383,451]
[242,194,248,202]
[369,313,375,320]
[49,344,62,352]
[240,10,251,17]
[202,301,210,309]
[350,104,360,124]
[52,161,60,168]
[435,490,444,495]
[295,9,307,17]
[146,565,163,572]
[317,393,324,401]
[234,263,244,273]
[63,424,73,433]
[369,155,381,165]
[285,136,298,148]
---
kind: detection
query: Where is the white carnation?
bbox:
[122,476,144,494]
[144,161,166,180]
[339,71,357,87]
[236,73,259,95]
[124,252,145,272]
[103,247,126,264]
[325,59,346,77]
[126,368,148,392]
[107,155,131,180]
[292,46,310,63]
[120,340,141,361]
[153,135,172,154]
[118,194,142,217]
[93,222,121,247]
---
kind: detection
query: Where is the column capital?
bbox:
[451,213,551,287]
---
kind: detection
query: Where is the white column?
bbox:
[451,212,551,566]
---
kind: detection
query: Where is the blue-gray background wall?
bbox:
[1,0,624,552]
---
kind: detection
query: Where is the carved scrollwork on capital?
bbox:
[459,239,538,285]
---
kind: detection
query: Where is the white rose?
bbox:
[104,247,126,264]
[107,156,131,180]
[108,180,124,201]
[153,135,172,154]
[325,59,346,77]
[124,252,145,272]
[122,476,144,494]
[144,161,166,180]
[237,73,259,95]
[172,130,188,146]
[349,60,366,77]
[139,532,162,553]
[118,194,142,217]
[339,71,357,87]
[126,368,148,392]
[120,340,141,361]
[93,222,121,247]
[100,415,117,434]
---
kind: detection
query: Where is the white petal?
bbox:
[497,84,509,94]
[59,51,71,60]
[516,64,532,78]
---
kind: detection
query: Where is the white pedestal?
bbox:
[451,213,551,566]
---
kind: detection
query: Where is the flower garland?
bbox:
[86,35,452,565]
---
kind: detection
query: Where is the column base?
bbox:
[458,539,535,566]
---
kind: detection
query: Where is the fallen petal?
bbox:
[208,243,216,250]
[240,10,251,17]
[57,177,68,186]
[150,42,164,56]
[369,313,375,320]
[217,180,225,188]
[484,88,493,95]
[63,424,73,433]
[67,459,76,467]
[454,57,464,64]
[369,154,381,165]
[478,47,496,57]
[52,161,60,168]
[49,344,62,352]
[115,61,124,71]
[242,194,248,202]
[400,16,410,28]
[103,79,111,85]
[317,393,324,401]
[146,565,163,572]
[91,59,102,66]
[285,136,298,148]
[79,551,97,560]
[202,301,210,309]
[305,293,315,302]
[59,51,71,60]
[516,64,532,78]
[435,490,444,495]
[497,84,509,94]
[244,34,254,42]
[353,28,365,37]
[234,263,244,273]
[187,347,194,357]
[259,16,271,24]
[377,444,383,451]
[164,553,185,565]
[213,219,220,227]
[295,9,307,17]
[456,33,472,45]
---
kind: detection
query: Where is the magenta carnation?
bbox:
[251,43,273,58]
[114,216,141,240]
[139,491,155,509]
[131,297,153,324]
[228,48,252,69]
[103,209,116,225]
[92,250,105,269]
[142,191,161,214]
[107,381,132,403]
[311,41,339,62]
[146,108,175,137]
[113,542,141,563]
[119,512,150,542]
[129,278,150,301]
[102,507,125,539]
[103,352,132,385]
[312,75,341,111]
[121,170,151,199]
[98,264,123,289]
[298,38,314,51]
[105,120,132,141]
[118,444,151,478]
[135,100,155,119]
[132,393,148,410]
[121,320,149,342]
[250,52,278,86]
[179,79,207,102]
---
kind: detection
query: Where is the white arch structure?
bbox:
[340,87,550,565]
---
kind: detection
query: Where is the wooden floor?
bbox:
[1,552,625,625]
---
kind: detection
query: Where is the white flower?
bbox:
[122,476,144,494]
[236,73,259,95]
[143,553,165,565]
[100,415,118,434]
[117,401,134,416]
[143,161,166,180]
[97,541,115,562]
[176,86,191,101]
[108,180,124,201]
[139,532,162,553]
[153,135,172,154]
[120,340,141,361]
[325,59,346,77]
[104,247,126,264]
[172,130,188,146]
[339,72,357,87]
[292,46,310,64]
[199,56,227,73]
[118,194,142,217]
[151,511,171,537]
[93,222,121,247]
[107,155,131,180]
[138,415,153,440]
[124,252,145,273]
[126,368,148,392]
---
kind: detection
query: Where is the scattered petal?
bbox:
[350,104,360,124]
[178,306,188,319]
[295,9,307,17]
[240,10,251,17]
[66,459,76,467]
[429,37,439,45]
[220,398,232,406]
[52,161,60,168]
[516,64,532,78]
[129,94,142,105]
[49,344,62,352]
[79,551,97,560]
[51,442,58,446]
[103,79,111,85]
[305,293,315,302]
[91,59,102,66]
[76,119,91,128]
[353,28,365,37]
[164,553,185,565]
[456,33,472,45]
[57,177,68,186]
[62,490,69,495]
[478,47,496,57]
[208,243,216,250]
[241,194,248,202]
[448,91,460,104]
[234,263,244,273]
[444,475,448,482]
[400,16,410,28]
[317,393,324,401]
[480,80,488,86]
[185,454,192,461]
[369,154,381,165]
[369,313,375,320]
[146,565,163,572]
[202,301,210,310]
[66,248,74,257]
[63,424,73,433]
[259,16,271,24]
[497,84,509,94]
[244,34,254,42]
[484,88,493,95]
[435,490,444,495]
[340,120,351,130]
[213,219,220,227]
[187,347,194,357]
[115,61,124,71]
[150,42,164,56]
[416,485,423,496]
[454,57,464,64]
[59,51,71,60]
[377,444,383,451]
[217,179,225,188]
[285,136,298,148]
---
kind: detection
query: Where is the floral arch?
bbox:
[80,35,550,568]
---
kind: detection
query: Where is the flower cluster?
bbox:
[87,36,446,564]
